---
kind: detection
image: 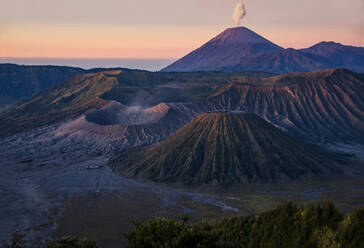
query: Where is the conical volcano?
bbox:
[204,27,280,46]
[161,27,283,72]
[109,112,347,186]
[162,27,364,73]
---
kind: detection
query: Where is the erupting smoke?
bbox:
[232,3,247,26]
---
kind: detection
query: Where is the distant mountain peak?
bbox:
[317,41,343,46]
[162,26,364,73]
[161,27,283,72]
[304,41,346,51]
[300,42,364,72]
[210,26,280,46]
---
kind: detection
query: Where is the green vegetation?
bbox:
[3,202,364,248]
[125,201,364,248]
[46,236,98,248]
[2,236,96,248]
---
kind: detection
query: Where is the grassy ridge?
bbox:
[0,72,118,137]
[4,201,363,248]
[124,201,364,248]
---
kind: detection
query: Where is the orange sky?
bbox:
[1,0,363,59]
[0,23,211,58]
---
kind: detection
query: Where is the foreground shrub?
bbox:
[3,201,364,248]
[46,236,98,248]
[124,216,219,248]
[338,207,364,248]
[125,201,362,248]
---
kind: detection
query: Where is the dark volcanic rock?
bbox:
[0,68,363,145]
[206,68,364,144]
[110,112,348,186]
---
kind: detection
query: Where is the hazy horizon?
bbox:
[0,57,177,71]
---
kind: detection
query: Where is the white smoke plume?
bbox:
[232,3,247,26]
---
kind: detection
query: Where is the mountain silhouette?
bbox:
[162,27,364,73]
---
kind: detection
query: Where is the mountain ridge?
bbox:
[0,63,86,111]
[162,27,364,73]
[109,112,349,186]
[206,68,364,144]
[0,68,362,146]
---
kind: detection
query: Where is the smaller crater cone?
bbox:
[110,112,347,186]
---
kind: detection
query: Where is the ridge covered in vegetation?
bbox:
[4,201,363,248]
[0,64,85,111]
[124,201,364,248]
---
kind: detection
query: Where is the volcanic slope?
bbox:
[0,64,85,111]
[207,68,364,144]
[0,69,272,138]
[0,68,362,146]
[0,70,120,138]
[162,27,364,73]
[227,48,330,74]
[162,27,283,72]
[110,112,348,186]
[300,42,364,72]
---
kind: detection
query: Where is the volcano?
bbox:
[162,27,283,72]
[109,112,348,186]
[162,27,364,73]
